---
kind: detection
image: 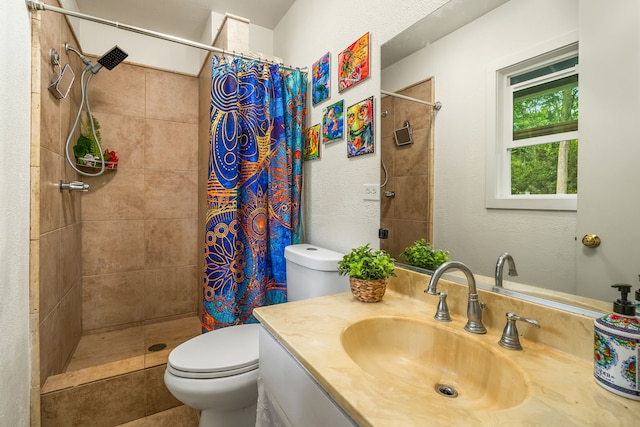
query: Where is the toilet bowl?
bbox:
[164,244,348,427]
[164,323,260,427]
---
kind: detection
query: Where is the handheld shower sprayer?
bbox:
[63,43,128,177]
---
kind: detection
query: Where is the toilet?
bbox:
[164,244,349,427]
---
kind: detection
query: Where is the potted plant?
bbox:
[400,238,450,271]
[338,243,396,303]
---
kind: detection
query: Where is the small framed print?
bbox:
[338,32,370,92]
[346,96,374,158]
[304,123,321,160]
[312,52,331,105]
[322,100,344,143]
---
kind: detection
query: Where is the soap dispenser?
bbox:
[594,284,640,400]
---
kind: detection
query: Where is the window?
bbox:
[486,42,578,210]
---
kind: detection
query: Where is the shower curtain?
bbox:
[202,57,307,332]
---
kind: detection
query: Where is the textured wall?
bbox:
[273,0,449,254]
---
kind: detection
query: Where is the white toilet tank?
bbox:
[284,244,350,302]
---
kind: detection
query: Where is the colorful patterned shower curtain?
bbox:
[202,57,307,332]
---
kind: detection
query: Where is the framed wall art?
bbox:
[346,96,374,158]
[304,123,321,160]
[322,99,344,143]
[338,32,370,92]
[312,52,331,105]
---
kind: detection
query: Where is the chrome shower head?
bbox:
[97,45,128,71]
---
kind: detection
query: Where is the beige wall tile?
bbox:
[82,271,146,331]
[144,365,181,416]
[39,229,62,322]
[394,174,429,221]
[144,266,198,320]
[82,220,145,276]
[394,128,430,177]
[145,219,197,269]
[39,308,61,386]
[58,283,82,371]
[82,168,145,221]
[40,371,146,427]
[145,69,198,124]
[60,222,82,295]
[145,119,198,171]
[88,62,146,118]
[40,147,62,233]
[92,111,146,169]
[144,170,197,220]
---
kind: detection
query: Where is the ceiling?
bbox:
[74,0,296,41]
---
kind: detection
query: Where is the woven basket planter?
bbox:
[349,277,387,303]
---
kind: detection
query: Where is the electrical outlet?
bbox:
[363,184,380,201]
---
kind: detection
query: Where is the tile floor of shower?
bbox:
[40,315,202,427]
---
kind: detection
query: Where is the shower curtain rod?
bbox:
[26,0,306,73]
[381,89,442,110]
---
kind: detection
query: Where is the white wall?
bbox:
[273,0,450,254]
[0,0,32,425]
[61,0,275,76]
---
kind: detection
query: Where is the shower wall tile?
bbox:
[39,6,61,155]
[145,69,198,124]
[145,219,198,269]
[144,266,198,320]
[82,220,145,276]
[40,147,62,234]
[144,170,197,220]
[395,82,433,131]
[39,308,62,386]
[380,79,434,259]
[82,168,145,220]
[82,271,146,331]
[395,128,430,177]
[39,229,62,322]
[60,222,82,296]
[395,174,429,221]
[145,119,198,171]
[58,282,82,370]
[144,365,181,415]
[89,63,146,118]
[40,371,146,427]
[93,111,146,169]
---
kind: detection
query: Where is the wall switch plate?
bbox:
[363,184,380,201]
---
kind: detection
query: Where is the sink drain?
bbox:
[435,383,459,398]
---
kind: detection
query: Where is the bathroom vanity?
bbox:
[254,267,639,426]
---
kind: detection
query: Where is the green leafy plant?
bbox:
[338,244,396,281]
[400,238,450,271]
[73,112,102,160]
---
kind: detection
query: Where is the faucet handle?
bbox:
[434,292,452,322]
[498,312,540,351]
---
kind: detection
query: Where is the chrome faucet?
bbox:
[498,312,540,350]
[495,252,517,287]
[425,261,487,334]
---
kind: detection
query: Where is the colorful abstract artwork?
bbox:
[338,32,370,92]
[322,100,344,143]
[312,52,331,105]
[347,96,374,158]
[304,123,321,160]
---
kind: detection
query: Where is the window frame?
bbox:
[485,33,578,211]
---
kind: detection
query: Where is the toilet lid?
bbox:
[167,323,260,379]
